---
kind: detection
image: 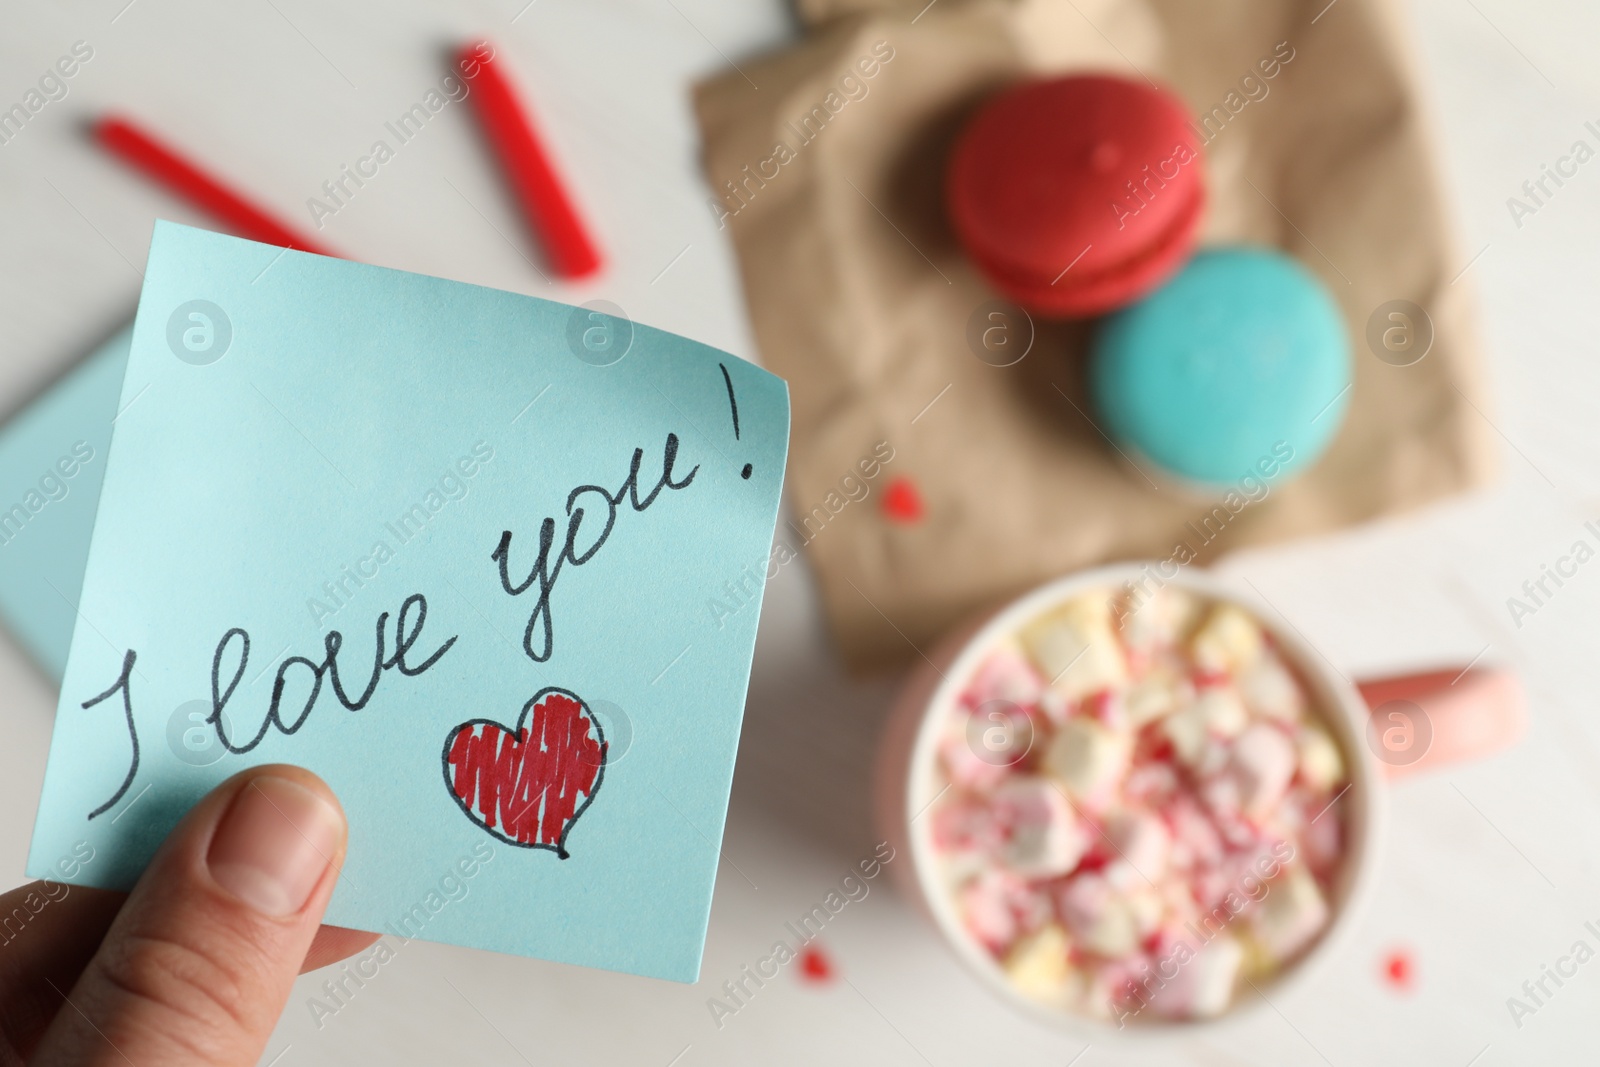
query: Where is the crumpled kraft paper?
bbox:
[694,0,1495,671]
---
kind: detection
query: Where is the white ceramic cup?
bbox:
[874,563,1524,1039]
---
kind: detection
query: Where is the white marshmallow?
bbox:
[1161,705,1208,765]
[939,848,990,888]
[1296,725,1346,792]
[1124,668,1193,728]
[1238,654,1306,722]
[1057,873,1140,958]
[1150,933,1245,1019]
[1199,689,1250,736]
[1117,584,1201,653]
[1022,595,1128,701]
[1044,718,1132,804]
[1161,690,1246,766]
[993,776,1090,878]
[1251,866,1329,961]
[1231,723,1297,817]
[1127,886,1165,937]
[1002,923,1073,1005]
[1105,809,1171,883]
[1190,605,1265,675]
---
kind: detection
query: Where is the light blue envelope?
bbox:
[0,328,126,679]
[27,222,790,982]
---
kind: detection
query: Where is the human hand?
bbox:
[0,765,378,1065]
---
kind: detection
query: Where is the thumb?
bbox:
[33,766,347,1067]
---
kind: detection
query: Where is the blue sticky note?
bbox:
[0,328,126,678]
[27,222,789,982]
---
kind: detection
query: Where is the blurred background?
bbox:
[2,0,1599,1063]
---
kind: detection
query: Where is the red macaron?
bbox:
[947,74,1205,318]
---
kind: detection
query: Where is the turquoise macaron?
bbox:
[1090,247,1351,488]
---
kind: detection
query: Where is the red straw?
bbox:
[458,41,602,280]
[94,115,337,257]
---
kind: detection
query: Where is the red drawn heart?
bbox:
[442,687,606,857]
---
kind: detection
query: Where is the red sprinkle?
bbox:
[881,477,925,524]
[1382,948,1415,991]
[799,944,834,983]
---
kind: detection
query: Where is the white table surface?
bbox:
[3,0,1599,1063]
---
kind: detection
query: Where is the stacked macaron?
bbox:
[946,75,1352,488]
[947,75,1205,318]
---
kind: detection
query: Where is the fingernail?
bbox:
[207,775,345,917]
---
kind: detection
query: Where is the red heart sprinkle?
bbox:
[881,477,924,523]
[799,945,834,983]
[443,687,606,857]
[1382,948,1415,991]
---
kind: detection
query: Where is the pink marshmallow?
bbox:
[1055,872,1140,958]
[993,776,1091,878]
[1231,723,1297,817]
[963,646,1046,709]
[939,726,1011,793]
[1301,808,1343,877]
[1145,933,1245,1020]
[960,869,1048,953]
[1163,797,1224,872]
[1105,809,1171,883]
[931,796,1001,854]
[1123,759,1179,806]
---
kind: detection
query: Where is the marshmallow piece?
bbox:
[1125,668,1193,728]
[1190,604,1265,675]
[1127,886,1165,937]
[1165,798,1224,871]
[1239,654,1306,722]
[930,796,1001,877]
[1083,688,1130,732]
[1195,738,1233,780]
[1296,725,1346,791]
[1057,873,1140,958]
[1161,690,1245,766]
[1161,703,1209,765]
[1003,923,1073,1005]
[1117,584,1201,653]
[1200,773,1242,819]
[1252,866,1329,961]
[931,796,986,848]
[1150,933,1245,1019]
[1199,689,1250,737]
[938,724,1010,793]
[1301,808,1343,876]
[1022,594,1128,700]
[1105,809,1171,883]
[1232,723,1297,817]
[993,776,1090,878]
[1123,760,1178,806]
[959,869,1025,952]
[965,642,1046,709]
[1044,718,1132,804]
[938,848,990,887]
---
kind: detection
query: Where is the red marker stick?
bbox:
[458,41,602,280]
[94,116,337,256]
